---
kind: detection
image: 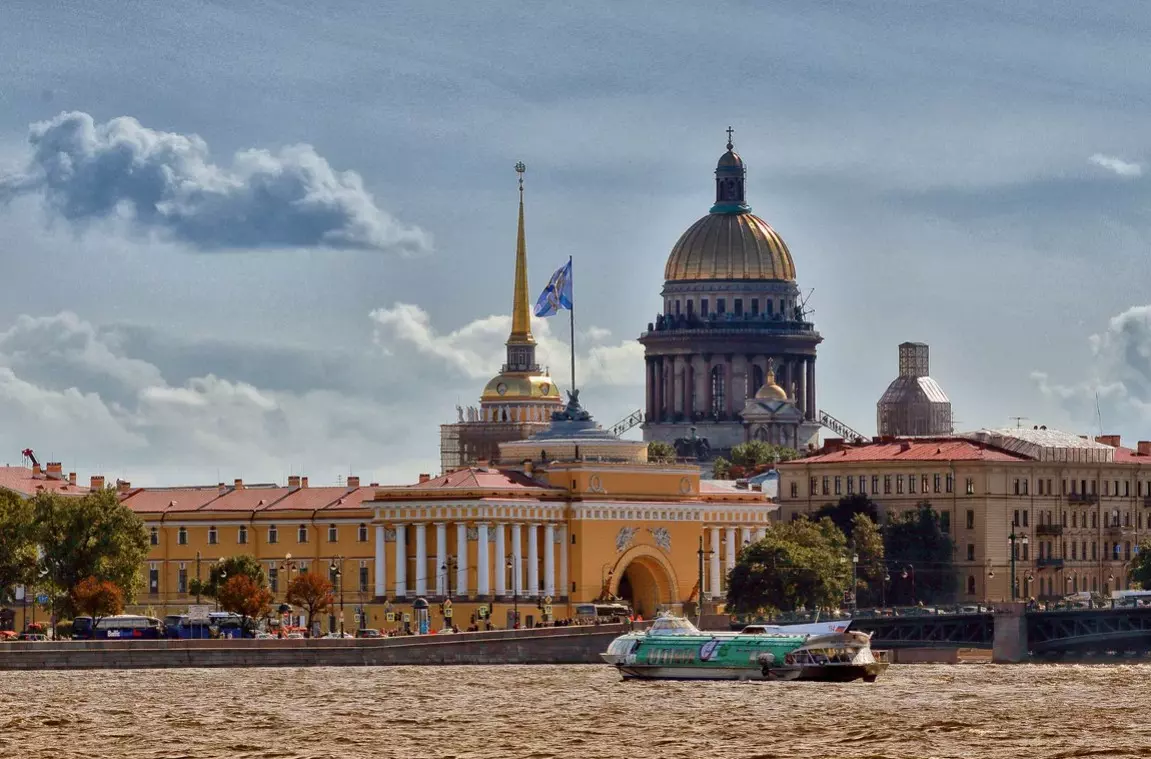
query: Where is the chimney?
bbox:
[31,463,42,476]
[347,476,360,488]
[523,460,534,476]
[1139,441,1151,457]
[117,480,131,494]
[900,441,912,452]
[475,458,489,469]
[369,482,379,487]
[288,475,301,489]
[300,476,309,489]
[233,478,244,490]
[822,438,845,453]
[90,475,105,490]
[418,473,431,484]
[1095,434,1121,448]
[46,462,63,478]
[219,481,227,495]
[68,472,76,486]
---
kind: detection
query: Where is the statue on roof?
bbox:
[552,388,593,422]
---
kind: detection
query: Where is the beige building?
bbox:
[777,428,1151,603]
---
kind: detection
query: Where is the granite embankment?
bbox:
[0,624,627,670]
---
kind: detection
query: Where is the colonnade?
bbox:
[704,524,767,599]
[373,522,568,600]
[646,354,816,423]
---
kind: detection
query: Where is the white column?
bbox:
[456,522,468,597]
[435,523,447,597]
[755,526,767,541]
[559,524,569,598]
[725,527,737,574]
[740,527,751,548]
[512,523,524,595]
[709,527,721,599]
[544,523,557,598]
[494,523,507,596]
[394,524,407,598]
[527,523,540,597]
[373,524,386,597]
[477,523,490,596]
[414,523,428,596]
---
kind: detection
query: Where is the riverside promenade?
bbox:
[0,624,627,671]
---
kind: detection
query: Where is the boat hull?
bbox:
[611,660,888,683]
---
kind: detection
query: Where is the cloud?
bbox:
[1088,153,1143,178]
[0,111,430,253]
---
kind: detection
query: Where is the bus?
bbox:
[574,603,632,624]
[1110,590,1151,607]
[165,612,245,639]
[72,615,163,640]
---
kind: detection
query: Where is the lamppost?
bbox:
[881,571,890,610]
[1007,531,1028,601]
[441,557,458,598]
[330,556,344,635]
[505,555,519,628]
[901,565,916,605]
[195,550,202,604]
[278,554,297,625]
[695,536,715,622]
[216,564,227,613]
[851,553,859,614]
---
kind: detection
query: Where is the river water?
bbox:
[1,663,1145,758]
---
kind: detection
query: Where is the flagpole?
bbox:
[568,256,575,397]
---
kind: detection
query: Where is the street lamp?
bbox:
[851,553,859,614]
[505,556,519,629]
[330,556,344,635]
[881,571,890,610]
[216,566,227,613]
[1007,531,1028,601]
[901,565,916,605]
[441,557,458,598]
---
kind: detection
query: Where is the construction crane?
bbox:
[21,448,39,468]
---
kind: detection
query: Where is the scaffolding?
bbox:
[439,421,550,473]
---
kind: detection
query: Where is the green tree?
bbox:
[730,441,800,468]
[0,490,38,603]
[815,494,881,538]
[883,501,955,605]
[1129,540,1151,589]
[726,517,850,615]
[33,488,150,618]
[647,441,676,464]
[850,513,886,607]
[200,554,268,598]
[712,457,732,480]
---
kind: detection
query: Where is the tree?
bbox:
[712,457,732,480]
[286,573,334,632]
[726,517,850,615]
[33,489,150,618]
[647,441,676,464]
[730,441,801,469]
[850,513,886,607]
[218,575,273,635]
[815,494,881,538]
[0,490,38,604]
[1130,540,1151,589]
[71,576,124,629]
[200,555,268,598]
[883,501,956,605]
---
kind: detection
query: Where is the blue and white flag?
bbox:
[534,257,573,317]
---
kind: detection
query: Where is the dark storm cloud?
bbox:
[0,111,430,253]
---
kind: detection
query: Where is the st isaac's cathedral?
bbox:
[641,132,822,455]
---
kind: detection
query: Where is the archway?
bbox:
[608,545,679,619]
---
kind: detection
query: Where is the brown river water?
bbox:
[0,663,1146,759]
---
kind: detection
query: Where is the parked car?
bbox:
[252,631,274,639]
[355,628,382,638]
[18,633,48,641]
[285,632,305,639]
[321,632,355,639]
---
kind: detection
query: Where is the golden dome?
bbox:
[717,149,743,168]
[755,378,789,401]
[481,374,562,402]
[664,211,795,282]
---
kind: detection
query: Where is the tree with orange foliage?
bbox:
[286,572,334,634]
[217,575,273,636]
[71,576,124,630]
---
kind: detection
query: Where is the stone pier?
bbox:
[992,603,1028,663]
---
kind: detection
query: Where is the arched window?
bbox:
[710,365,725,417]
[966,575,976,595]
[751,365,765,396]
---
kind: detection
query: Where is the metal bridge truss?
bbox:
[1027,608,1151,654]
[850,614,994,649]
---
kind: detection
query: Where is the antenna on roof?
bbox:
[1010,416,1028,429]
[1095,391,1104,438]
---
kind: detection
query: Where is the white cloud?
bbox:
[0,111,431,253]
[1088,153,1143,177]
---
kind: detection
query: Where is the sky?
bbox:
[1,1,1150,487]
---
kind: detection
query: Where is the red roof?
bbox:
[0,467,89,497]
[121,484,375,514]
[785,439,1030,465]
[1112,446,1151,463]
[395,468,556,492]
[121,486,225,513]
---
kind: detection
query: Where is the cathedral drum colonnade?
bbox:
[641,130,822,454]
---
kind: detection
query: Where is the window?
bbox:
[933,474,941,493]
[822,476,830,496]
[1092,513,1097,529]
[896,475,904,494]
[716,298,726,315]
[946,474,953,493]
[790,482,799,498]
[859,475,867,495]
[884,475,892,495]
[359,565,369,592]
[1047,478,1053,495]
[700,298,709,317]
[686,300,694,316]
[358,523,369,542]
[967,575,976,595]
[238,525,248,544]
[751,298,759,316]
[298,561,309,575]
[766,299,773,315]
[1071,542,1077,560]
[1091,542,1097,560]
[1072,512,1077,528]
[328,524,338,543]
[1023,543,1029,561]
[269,567,279,593]
[734,298,743,316]
[966,510,975,529]
[846,476,854,495]
[834,476,842,495]
[1104,480,1110,497]
[150,527,159,546]
[966,478,975,495]
[177,527,188,545]
[177,566,188,594]
[907,474,915,494]
[1022,511,1028,527]
[149,566,159,594]
[675,300,681,315]
[967,544,975,561]
[922,474,930,493]
[1125,512,1131,527]
[1013,510,1020,527]
[872,475,879,494]
[809,477,818,496]
[1125,481,1131,497]
[298,524,309,543]
[1115,480,1120,496]
[940,511,950,534]
[1090,480,1097,495]
[268,525,279,544]
[1022,479,1029,495]
[1013,479,1021,496]
[208,526,218,545]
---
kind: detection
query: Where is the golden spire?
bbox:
[509,161,534,345]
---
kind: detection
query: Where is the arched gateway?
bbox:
[608,544,680,619]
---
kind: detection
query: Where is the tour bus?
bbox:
[165,612,245,639]
[574,603,633,624]
[72,614,163,640]
[1110,590,1151,607]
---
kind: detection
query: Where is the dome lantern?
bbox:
[712,126,749,214]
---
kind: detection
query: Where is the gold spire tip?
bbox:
[726,126,734,151]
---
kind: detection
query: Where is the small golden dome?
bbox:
[664,211,795,282]
[481,374,563,402]
[717,149,743,168]
[755,378,788,401]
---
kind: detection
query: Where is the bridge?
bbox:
[847,606,1151,660]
